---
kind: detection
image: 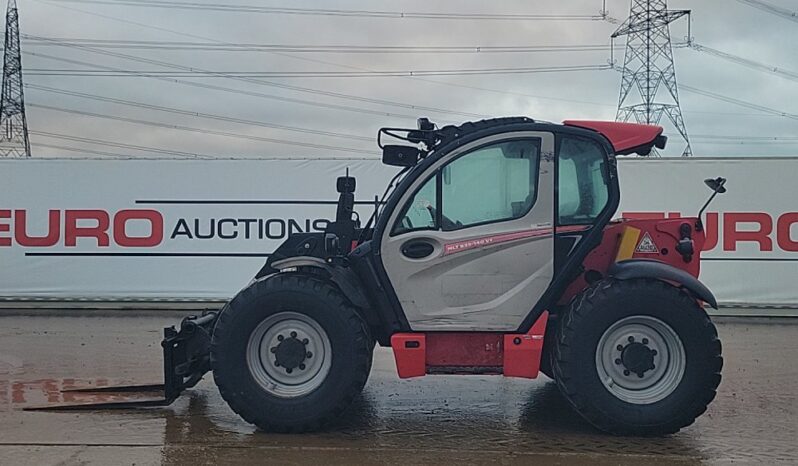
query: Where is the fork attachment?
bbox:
[162,311,218,403]
[25,311,219,410]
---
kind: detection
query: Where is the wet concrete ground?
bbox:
[0,313,796,465]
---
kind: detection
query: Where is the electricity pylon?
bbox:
[613,0,692,157]
[0,0,31,157]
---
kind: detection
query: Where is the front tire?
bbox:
[552,278,723,435]
[210,274,372,432]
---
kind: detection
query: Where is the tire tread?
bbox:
[210,273,372,433]
[552,278,723,435]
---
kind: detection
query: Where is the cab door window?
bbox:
[440,140,540,230]
[392,139,540,235]
[557,137,609,225]
[392,175,437,235]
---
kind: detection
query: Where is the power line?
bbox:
[17,46,616,112]
[23,34,485,120]
[25,64,613,78]
[29,49,798,128]
[32,0,622,112]
[735,0,798,23]
[696,140,798,145]
[690,42,798,83]
[32,0,621,112]
[24,51,445,120]
[51,0,606,21]
[29,103,376,155]
[30,129,214,158]
[30,80,796,151]
[604,65,798,123]
[19,47,619,114]
[34,0,798,134]
[35,142,138,158]
[22,37,619,54]
[44,34,783,122]
[27,83,372,142]
[679,83,798,121]
[21,35,610,78]
[36,36,791,89]
[27,46,798,131]
[692,134,798,141]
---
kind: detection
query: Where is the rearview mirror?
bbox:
[382,145,420,167]
[698,176,727,221]
[704,177,727,194]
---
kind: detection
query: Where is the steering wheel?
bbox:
[426,205,462,230]
[401,216,414,230]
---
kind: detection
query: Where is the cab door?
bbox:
[379,132,555,331]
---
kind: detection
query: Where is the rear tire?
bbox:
[211,273,372,432]
[552,278,722,435]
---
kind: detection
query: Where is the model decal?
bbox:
[443,228,551,256]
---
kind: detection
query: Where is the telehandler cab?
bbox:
[60,117,726,435]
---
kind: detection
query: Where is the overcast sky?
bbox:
[11,0,798,158]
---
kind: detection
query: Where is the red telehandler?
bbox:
[45,117,726,436]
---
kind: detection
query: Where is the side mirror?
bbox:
[704,177,727,194]
[382,145,420,167]
[698,176,727,222]
[336,176,356,194]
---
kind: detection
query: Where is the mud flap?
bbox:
[25,312,218,410]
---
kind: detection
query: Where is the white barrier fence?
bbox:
[1,157,796,308]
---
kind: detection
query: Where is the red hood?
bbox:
[563,120,664,154]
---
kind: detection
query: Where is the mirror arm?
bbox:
[697,190,719,223]
[697,178,727,228]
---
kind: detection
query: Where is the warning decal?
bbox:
[635,232,659,254]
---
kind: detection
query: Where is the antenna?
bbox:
[612,0,691,157]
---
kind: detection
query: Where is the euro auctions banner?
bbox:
[0,156,796,307]
[0,158,398,300]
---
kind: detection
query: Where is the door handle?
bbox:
[401,240,435,259]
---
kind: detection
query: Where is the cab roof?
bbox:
[563,120,666,155]
[379,117,667,157]
[434,118,666,155]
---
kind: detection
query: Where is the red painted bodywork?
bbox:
[426,333,503,368]
[391,333,426,378]
[390,312,549,379]
[557,217,707,306]
[503,311,548,378]
[563,120,663,154]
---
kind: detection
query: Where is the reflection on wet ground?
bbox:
[1,313,796,465]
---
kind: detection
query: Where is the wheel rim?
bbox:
[595,315,686,405]
[246,311,332,398]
